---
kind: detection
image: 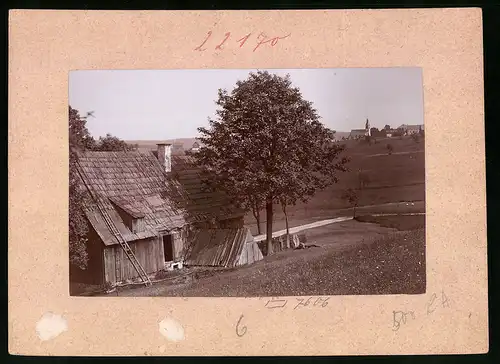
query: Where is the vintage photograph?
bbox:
[69,68,425,297]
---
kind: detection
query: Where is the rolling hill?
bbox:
[245,135,425,233]
[333,131,351,140]
[126,138,199,154]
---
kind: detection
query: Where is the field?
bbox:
[355,214,426,231]
[245,135,425,234]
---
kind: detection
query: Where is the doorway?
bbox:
[163,235,174,262]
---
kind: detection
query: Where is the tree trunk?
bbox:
[266,196,274,256]
[353,205,356,218]
[252,204,262,235]
[256,213,262,235]
[282,202,290,249]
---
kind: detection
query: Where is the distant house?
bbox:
[349,119,371,139]
[398,124,424,135]
[72,143,250,287]
[171,143,185,155]
[190,141,200,153]
[385,129,398,138]
[349,129,368,139]
[370,127,386,138]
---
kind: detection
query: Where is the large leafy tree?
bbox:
[69,106,93,269]
[69,106,136,269]
[194,71,349,255]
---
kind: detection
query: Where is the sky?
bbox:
[69,68,424,140]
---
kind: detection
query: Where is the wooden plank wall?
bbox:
[103,237,164,284]
[172,231,184,261]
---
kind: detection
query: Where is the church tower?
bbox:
[365,118,371,136]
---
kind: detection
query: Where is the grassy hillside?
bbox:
[245,135,425,233]
[106,221,425,297]
[139,228,426,297]
[333,131,350,140]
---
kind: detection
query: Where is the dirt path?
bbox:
[252,201,424,241]
[364,150,425,158]
[370,212,425,217]
[253,216,353,242]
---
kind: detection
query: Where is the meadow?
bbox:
[245,135,425,234]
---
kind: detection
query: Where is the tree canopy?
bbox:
[192,71,349,254]
[95,133,138,151]
[341,188,359,218]
[68,106,135,269]
[69,106,92,269]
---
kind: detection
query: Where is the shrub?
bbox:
[358,170,371,189]
[341,188,359,217]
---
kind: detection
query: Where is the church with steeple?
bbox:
[349,118,371,139]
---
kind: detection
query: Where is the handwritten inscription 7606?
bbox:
[263,296,330,310]
[194,30,291,53]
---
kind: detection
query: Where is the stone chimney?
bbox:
[156,143,172,173]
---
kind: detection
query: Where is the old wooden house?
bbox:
[71,143,247,286]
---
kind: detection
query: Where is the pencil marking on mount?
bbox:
[252,33,291,52]
[426,293,438,315]
[265,297,288,309]
[441,290,450,308]
[262,296,331,310]
[237,33,252,48]
[392,310,415,331]
[194,29,291,52]
[235,314,247,337]
[215,32,231,50]
[194,31,213,51]
[393,290,451,331]
[294,297,330,309]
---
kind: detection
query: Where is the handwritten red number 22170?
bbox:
[194,31,291,52]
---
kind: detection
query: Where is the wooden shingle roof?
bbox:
[77,151,186,245]
[170,155,246,223]
[76,151,244,246]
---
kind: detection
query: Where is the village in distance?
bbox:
[69,68,426,297]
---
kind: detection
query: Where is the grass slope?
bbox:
[355,215,425,231]
[246,135,425,233]
[161,228,425,297]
